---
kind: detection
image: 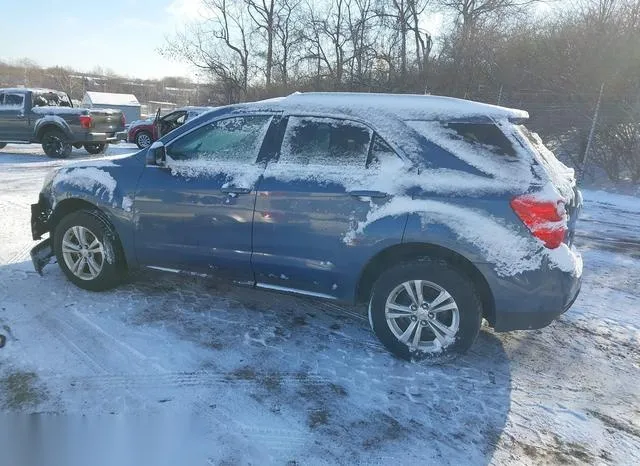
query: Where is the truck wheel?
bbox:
[53,209,127,291]
[0,143,6,150]
[135,131,153,149]
[84,143,108,155]
[368,259,482,362]
[42,129,72,158]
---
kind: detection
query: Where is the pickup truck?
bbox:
[0,88,126,157]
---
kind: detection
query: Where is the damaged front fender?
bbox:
[31,199,52,240]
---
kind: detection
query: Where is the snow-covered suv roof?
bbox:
[271,92,529,122]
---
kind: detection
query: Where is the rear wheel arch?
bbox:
[36,122,69,142]
[356,242,496,326]
[50,199,127,269]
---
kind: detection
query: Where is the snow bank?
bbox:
[53,167,117,202]
[582,189,640,214]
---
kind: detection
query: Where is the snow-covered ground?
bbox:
[0,144,638,465]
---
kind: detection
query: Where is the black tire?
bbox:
[135,131,153,149]
[53,209,127,291]
[369,259,482,362]
[0,143,6,150]
[41,129,72,158]
[84,143,109,155]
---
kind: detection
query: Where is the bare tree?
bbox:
[246,0,277,87]
[163,0,251,102]
[274,0,302,86]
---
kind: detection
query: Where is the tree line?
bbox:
[163,0,640,183]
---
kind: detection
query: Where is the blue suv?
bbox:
[30,92,583,361]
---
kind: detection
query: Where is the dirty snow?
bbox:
[0,143,639,464]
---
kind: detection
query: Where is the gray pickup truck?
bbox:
[0,88,125,157]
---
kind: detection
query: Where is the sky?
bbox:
[0,0,202,80]
[0,0,448,82]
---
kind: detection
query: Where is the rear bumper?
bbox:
[479,259,583,332]
[83,132,120,143]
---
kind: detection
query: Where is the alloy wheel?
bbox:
[385,280,460,352]
[61,226,105,280]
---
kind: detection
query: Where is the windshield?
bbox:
[32,91,73,108]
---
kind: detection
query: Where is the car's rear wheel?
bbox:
[53,210,126,291]
[84,143,108,155]
[369,259,482,362]
[135,131,153,149]
[42,129,72,158]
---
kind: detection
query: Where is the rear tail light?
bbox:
[79,115,92,129]
[510,195,567,249]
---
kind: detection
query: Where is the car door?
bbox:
[252,115,407,300]
[0,92,30,142]
[159,110,187,137]
[133,113,274,282]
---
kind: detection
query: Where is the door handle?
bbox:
[221,186,251,194]
[348,190,388,199]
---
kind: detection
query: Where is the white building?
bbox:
[82,91,141,124]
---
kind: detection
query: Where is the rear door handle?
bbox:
[221,186,251,194]
[348,190,388,199]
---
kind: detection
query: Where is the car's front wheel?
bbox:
[135,131,153,149]
[53,210,126,291]
[369,259,482,362]
[84,143,108,155]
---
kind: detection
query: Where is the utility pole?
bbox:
[581,82,605,181]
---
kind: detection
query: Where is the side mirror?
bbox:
[146,141,166,167]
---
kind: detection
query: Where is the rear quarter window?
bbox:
[442,122,517,157]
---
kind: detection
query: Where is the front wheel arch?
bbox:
[356,242,496,327]
[49,199,127,270]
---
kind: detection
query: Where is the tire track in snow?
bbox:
[6,243,33,265]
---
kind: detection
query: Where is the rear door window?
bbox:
[280,116,372,168]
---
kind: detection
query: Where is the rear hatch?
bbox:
[514,125,582,246]
[89,109,125,133]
